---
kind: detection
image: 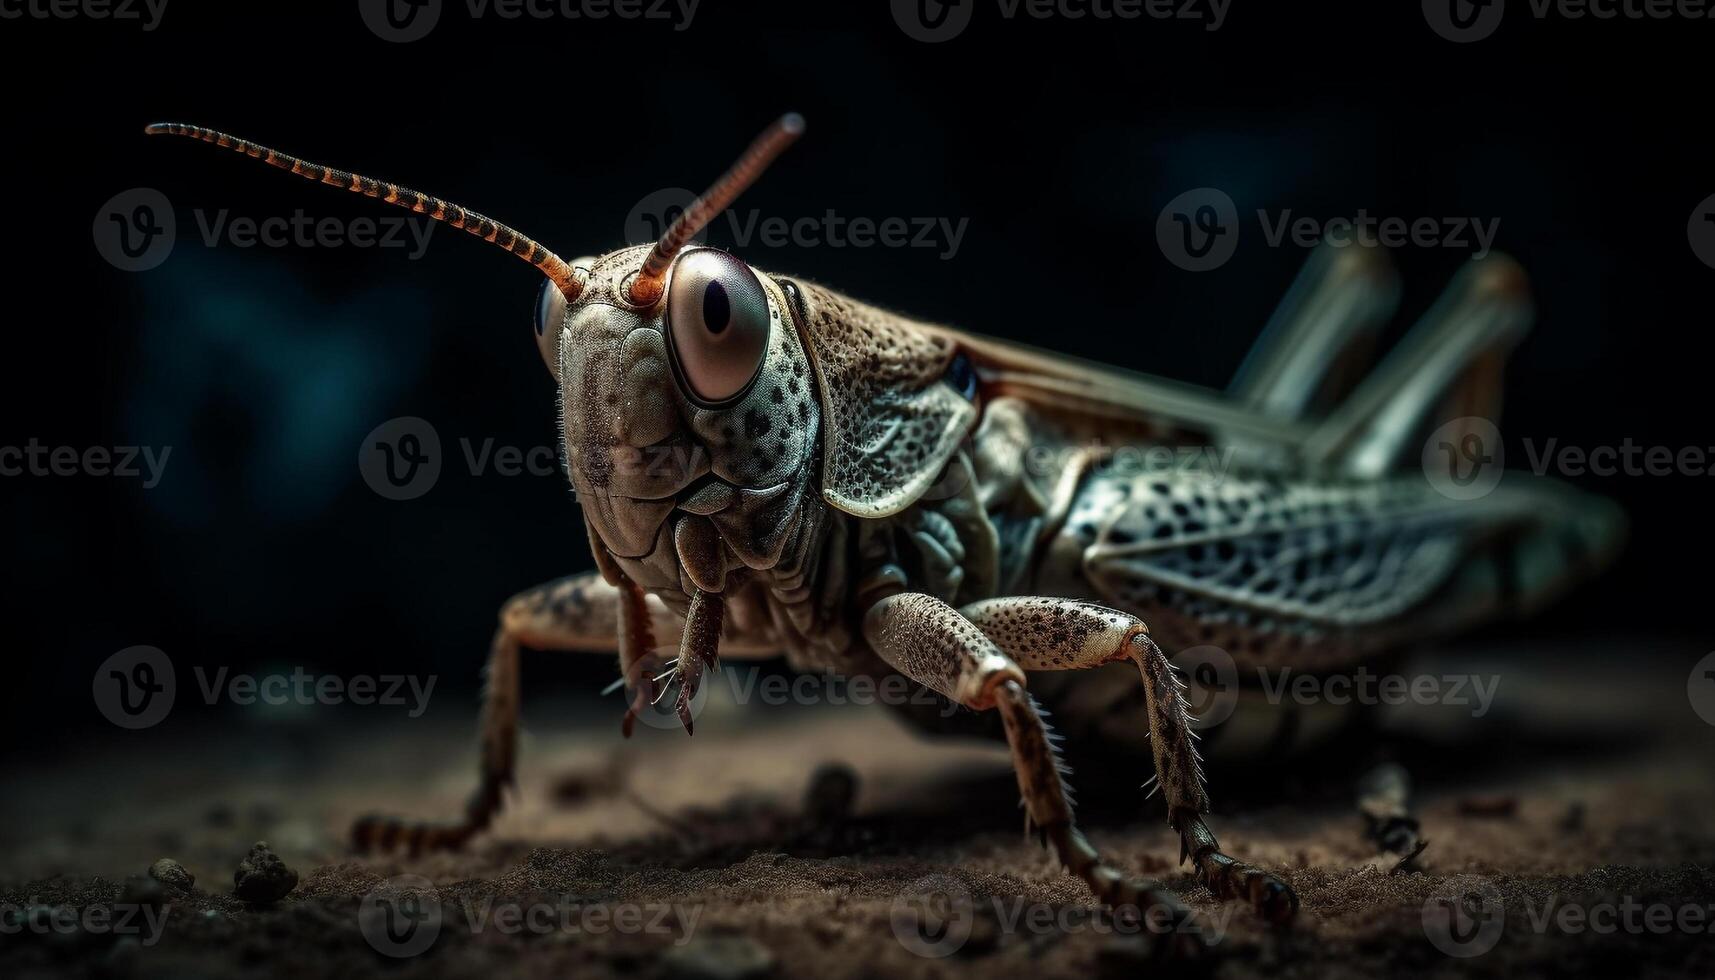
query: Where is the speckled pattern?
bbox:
[861,593,1023,709]
[960,596,1138,670]
[1065,469,1621,670]
[959,598,1214,847]
[786,279,977,518]
[552,248,839,671]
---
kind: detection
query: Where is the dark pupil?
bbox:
[702,280,731,334]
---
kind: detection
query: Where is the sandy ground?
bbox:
[2,638,1713,979]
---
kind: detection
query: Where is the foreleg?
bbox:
[352,570,676,853]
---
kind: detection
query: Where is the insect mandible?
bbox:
[145,114,1623,938]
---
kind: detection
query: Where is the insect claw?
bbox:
[675,684,696,736]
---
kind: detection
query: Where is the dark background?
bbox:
[1,0,1708,745]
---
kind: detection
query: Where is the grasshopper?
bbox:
[146,114,1623,936]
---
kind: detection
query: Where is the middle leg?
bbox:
[864,592,1210,953]
[960,595,1298,924]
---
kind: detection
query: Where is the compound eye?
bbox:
[534,277,569,374]
[664,249,771,406]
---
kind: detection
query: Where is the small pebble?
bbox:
[1458,795,1518,818]
[661,935,776,980]
[120,875,168,913]
[803,763,859,824]
[149,858,195,892]
[232,841,298,905]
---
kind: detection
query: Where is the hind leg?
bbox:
[959,596,1298,924]
[1229,240,1399,420]
[1304,254,1530,477]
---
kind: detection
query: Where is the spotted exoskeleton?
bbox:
[147,115,1623,938]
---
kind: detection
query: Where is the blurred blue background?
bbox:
[1,0,1708,742]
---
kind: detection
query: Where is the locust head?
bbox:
[517,115,827,612]
[146,114,974,704]
[538,241,823,607]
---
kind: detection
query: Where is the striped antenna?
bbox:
[627,113,805,307]
[144,123,583,299]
